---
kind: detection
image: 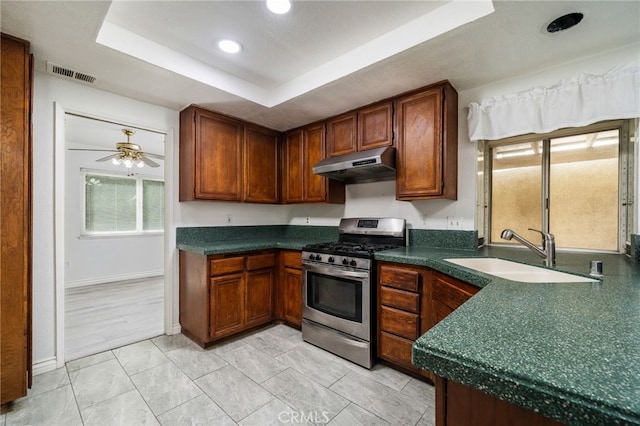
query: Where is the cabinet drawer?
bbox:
[380,286,419,313]
[379,265,419,292]
[380,306,419,340]
[378,331,414,367]
[246,252,276,270]
[210,257,244,276]
[433,275,476,310]
[281,251,302,269]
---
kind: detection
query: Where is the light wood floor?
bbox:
[64,277,164,362]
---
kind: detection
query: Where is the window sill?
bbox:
[78,232,164,240]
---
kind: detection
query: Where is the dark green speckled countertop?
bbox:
[377,246,640,426]
[177,226,639,425]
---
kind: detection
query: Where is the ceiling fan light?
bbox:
[112,157,121,165]
[136,158,145,168]
[123,158,134,168]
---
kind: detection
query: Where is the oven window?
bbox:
[307,272,363,322]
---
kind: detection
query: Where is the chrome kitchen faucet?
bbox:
[501,228,556,267]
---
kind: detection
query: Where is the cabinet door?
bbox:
[210,274,244,338]
[282,129,305,203]
[244,125,279,203]
[195,110,243,200]
[246,268,275,327]
[358,101,393,151]
[327,112,357,157]
[304,123,327,202]
[283,266,303,327]
[396,87,443,199]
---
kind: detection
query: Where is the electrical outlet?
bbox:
[305,217,310,224]
[447,216,462,230]
[226,214,232,224]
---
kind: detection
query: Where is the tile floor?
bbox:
[2,324,435,426]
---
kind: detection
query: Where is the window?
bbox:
[480,120,634,253]
[84,170,164,235]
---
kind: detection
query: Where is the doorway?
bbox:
[63,113,166,361]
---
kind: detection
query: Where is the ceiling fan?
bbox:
[70,128,164,169]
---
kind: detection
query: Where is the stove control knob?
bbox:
[308,254,315,260]
[342,258,349,265]
[328,257,335,263]
[315,255,322,261]
[350,259,357,267]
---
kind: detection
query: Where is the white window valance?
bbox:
[467,63,640,142]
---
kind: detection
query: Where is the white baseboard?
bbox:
[66,270,164,289]
[32,357,58,376]
[169,323,182,335]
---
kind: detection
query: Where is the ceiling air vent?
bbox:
[46,61,97,84]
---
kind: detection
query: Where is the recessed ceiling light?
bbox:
[266,0,291,15]
[218,39,242,54]
[546,12,584,33]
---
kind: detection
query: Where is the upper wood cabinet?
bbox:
[326,101,393,157]
[244,125,280,203]
[395,82,458,201]
[1,33,33,405]
[358,101,393,151]
[282,122,345,204]
[326,112,357,157]
[180,105,279,203]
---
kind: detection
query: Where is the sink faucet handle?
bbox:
[527,228,555,242]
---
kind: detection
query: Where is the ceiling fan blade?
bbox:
[68,148,118,152]
[143,152,164,160]
[96,153,120,162]
[141,156,160,167]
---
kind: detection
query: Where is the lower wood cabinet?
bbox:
[180,250,276,346]
[377,262,432,379]
[377,262,480,381]
[431,271,479,325]
[278,250,303,328]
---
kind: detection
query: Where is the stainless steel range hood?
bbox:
[312,146,396,184]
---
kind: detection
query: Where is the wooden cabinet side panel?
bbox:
[442,83,458,200]
[282,129,305,203]
[244,126,279,203]
[358,101,393,151]
[179,107,196,201]
[179,251,209,344]
[327,112,357,157]
[194,111,243,200]
[1,34,32,404]
[396,88,443,199]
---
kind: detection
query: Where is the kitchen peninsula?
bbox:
[386,246,640,426]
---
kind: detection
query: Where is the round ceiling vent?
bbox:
[546,12,584,33]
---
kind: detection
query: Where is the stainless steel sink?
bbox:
[444,258,598,283]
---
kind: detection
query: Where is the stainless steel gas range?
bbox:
[301,217,407,368]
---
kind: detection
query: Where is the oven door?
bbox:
[302,261,370,341]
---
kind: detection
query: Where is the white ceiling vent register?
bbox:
[46,61,96,84]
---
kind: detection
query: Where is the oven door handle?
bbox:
[302,262,369,280]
